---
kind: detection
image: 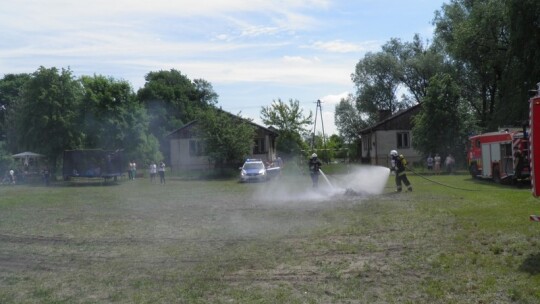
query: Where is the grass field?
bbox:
[2,166,540,303]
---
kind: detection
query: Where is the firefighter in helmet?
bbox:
[308,153,322,188]
[390,150,413,192]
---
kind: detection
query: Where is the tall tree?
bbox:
[7,67,84,171]
[382,35,447,104]
[80,75,161,164]
[412,73,476,164]
[192,79,219,108]
[260,99,312,155]
[334,95,366,160]
[505,0,540,125]
[334,94,367,143]
[351,51,412,123]
[0,73,31,142]
[137,69,218,161]
[434,0,510,130]
[137,69,194,133]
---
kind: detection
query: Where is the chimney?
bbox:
[378,109,392,122]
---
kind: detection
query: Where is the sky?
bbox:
[0,0,447,136]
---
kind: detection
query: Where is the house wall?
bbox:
[251,130,275,162]
[169,126,278,172]
[363,130,422,167]
[169,138,211,172]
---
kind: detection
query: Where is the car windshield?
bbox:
[244,162,264,170]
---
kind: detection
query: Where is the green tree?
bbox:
[351,52,406,123]
[412,73,476,165]
[192,79,219,108]
[334,95,365,160]
[7,67,84,172]
[196,109,255,168]
[137,69,218,161]
[434,0,510,130]
[310,133,348,162]
[0,73,31,142]
[334,94,367,143]
[382,35,447,104]
[80,75,161,164]
[260,99,312,156]
[505,0,540,124]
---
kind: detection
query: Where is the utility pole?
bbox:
[311,99,327,161]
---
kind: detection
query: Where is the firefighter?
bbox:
[308,153,322,188]
[390,150,413,192]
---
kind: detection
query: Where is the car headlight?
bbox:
[241,170,247,176]
[259,169,266,175]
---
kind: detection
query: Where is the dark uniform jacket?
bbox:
[309,157,322,173]
[393,155,407,174]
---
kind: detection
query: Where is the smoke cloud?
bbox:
[252,165,391,206]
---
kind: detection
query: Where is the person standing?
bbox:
[427,154,434,171]
[158,161,166,184]
[445,154,455,174]
[434,153,442,175]
[42,167,50,186]
[128,162,133,180]
[9,169,15,184]
[132,161,137,180]
[390,150,412,192]
[149,162,157,183]
[308,153,322,188]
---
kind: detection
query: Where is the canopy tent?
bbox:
[12,151,45,167]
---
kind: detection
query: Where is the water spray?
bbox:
[318,169,334,189]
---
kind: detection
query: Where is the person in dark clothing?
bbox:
[390,150,412,192]
[308,153,322,188]
[42,167,50,186]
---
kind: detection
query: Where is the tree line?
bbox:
[335,0,540,164]
[0,68,257,174]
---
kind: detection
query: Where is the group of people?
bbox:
[426,153,455,174]
[148,161,167,184]
[129,160,166,183]
[2,167,51,186]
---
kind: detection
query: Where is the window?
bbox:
[396,132,410,149]
[189,140,205,156]
[253,138,266,154]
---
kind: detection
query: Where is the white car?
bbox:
[239,159,268,182]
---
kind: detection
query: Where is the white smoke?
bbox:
[328,165,391,195]
[251,165,390,206]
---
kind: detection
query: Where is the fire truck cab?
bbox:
[467,129,529,183]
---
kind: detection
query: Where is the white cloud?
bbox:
[241,26,282,37]
[309,40,381,53]
[282,56,315,64]
[320,92,351,105]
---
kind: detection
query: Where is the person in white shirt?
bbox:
[149,162,157,183]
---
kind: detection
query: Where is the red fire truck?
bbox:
[529,84,540,198]
[467,128,530,183]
